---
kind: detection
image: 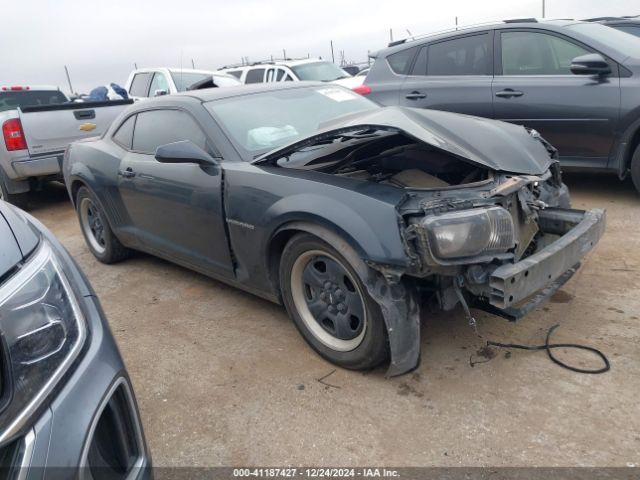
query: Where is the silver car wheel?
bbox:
[79,197,107,255]
[290,249,367,352]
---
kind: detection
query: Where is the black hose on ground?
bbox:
[486,324,611,374]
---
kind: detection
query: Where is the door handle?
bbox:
[495,89,524,98]
[117,167,136,178]
[405,91,426,100]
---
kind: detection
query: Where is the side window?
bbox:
[226,70,242,79]
[132,109,207,155]
[283,74,294,81]
[129,73,152,97]
[427,34,490,75]
[386,46,419,75]
[276,69,286,81]
[245,68,266,84]
[112,115,136,149]
[148,73,170,96]
[501,31,590,75]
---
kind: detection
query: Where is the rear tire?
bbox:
[631,144,640,194]
[0,177,29,210]
[279,233,389,371]
[76,186,130,263]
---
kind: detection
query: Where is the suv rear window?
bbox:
[0,90,68,112]
[386,47,419,75]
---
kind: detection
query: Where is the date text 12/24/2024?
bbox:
[233,468,400,478]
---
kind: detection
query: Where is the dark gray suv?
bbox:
[363,19,640,192]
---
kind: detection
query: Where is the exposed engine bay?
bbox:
[274,129,488,189]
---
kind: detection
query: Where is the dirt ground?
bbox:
[27,173,639,467]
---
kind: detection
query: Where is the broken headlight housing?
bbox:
[421,207,515,261]
[0,240,86,443]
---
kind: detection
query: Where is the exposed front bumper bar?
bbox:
[488,208,605,311]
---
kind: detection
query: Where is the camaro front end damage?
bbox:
[365,171,605,377]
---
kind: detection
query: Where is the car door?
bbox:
[492,28,621,166]
[117,108,234,277]
[398,32,495,117]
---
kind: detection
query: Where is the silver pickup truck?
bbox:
[0,85,132,207]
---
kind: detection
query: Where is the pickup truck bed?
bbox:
[1,96,132,206]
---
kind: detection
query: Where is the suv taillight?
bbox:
[352,84,372,96]
[2,118,27,151]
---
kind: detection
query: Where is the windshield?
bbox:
[0,90,68,112]
[567,23,640,58]
[205,86,378,157]
[170,72,215,91]
[291,62,351,81]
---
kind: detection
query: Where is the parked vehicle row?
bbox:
[361,18,640,192]
[219,57,365,89]
[63,83,604,376]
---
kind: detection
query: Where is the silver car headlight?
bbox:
[0,240,86,443]
[422,207,515,260]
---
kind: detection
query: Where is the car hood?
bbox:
[254,106,553,175]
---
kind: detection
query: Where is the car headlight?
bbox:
[0,240,86,443]
[422,207,515,260]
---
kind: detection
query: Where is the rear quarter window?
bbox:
[112,115,136,149]
[386,46,419,75]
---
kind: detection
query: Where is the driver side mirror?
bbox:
[153,89,169,97]
[570,53,611,76]
[155,140,219,166]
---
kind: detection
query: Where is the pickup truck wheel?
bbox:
[280,233,389,371]
[0,179,29,209]
[76,187,130,263]
[631,144,640,194]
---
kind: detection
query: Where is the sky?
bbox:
[0,0,637,94]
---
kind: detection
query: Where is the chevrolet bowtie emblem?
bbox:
[79,123,97,132]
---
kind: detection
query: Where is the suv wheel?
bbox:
[279,233,389,371]
[76,187,130,263]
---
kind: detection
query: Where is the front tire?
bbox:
[76,186,130,263]
[279,233,389,371]
[631,144,640,194]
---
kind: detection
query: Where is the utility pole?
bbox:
[283,49,287,60]
[542,0,545,18]
[191,59,195,69]
[389,28,393,43]
[330,40,335,63]
[455,16,458,30]
[64,65,74,95]
[134,62,138,69]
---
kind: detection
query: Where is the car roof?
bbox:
[132,67,228,76]
[376,19,584,56]
[219,58,329,71]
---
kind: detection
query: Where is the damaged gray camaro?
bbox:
[63,83,605,376]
